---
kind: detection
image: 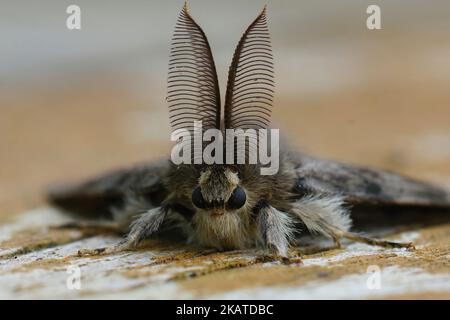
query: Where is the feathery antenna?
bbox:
[167,3,221,134]
[224,6,274,130]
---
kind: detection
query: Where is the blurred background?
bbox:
[1,0,450,219]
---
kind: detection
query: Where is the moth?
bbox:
[48,4,450,260]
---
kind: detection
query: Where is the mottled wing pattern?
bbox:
[47,159,170,218]
[167,3,221,134]
[224,6,274,130]
[293,154,450,207]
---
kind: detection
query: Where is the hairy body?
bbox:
[47,5,450,260]
[48,146,450,259]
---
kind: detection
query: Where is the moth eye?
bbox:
[192,187,207,209]
[227,186,247,210]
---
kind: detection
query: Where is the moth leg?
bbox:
[330,234,342,249]
[331,229,415,250]
[78,206,167,256]
[51,220,123,234]
[77,238,128,256]
[299,242,342,255]
[290,194,351,242]
[290,194,414,250]
[256,202,301,264]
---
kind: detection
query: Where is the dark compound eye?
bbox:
[191,186,207,209]
[226,186,247,210]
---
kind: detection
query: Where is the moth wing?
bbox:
[292,153,450,207]
[47,158,170,219]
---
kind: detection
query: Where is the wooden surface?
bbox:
[0,207,449,299]
[1,1,450,299]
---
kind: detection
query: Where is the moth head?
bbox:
[191,166,247,215]
[168,4,273,216]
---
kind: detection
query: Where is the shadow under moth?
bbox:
[48,4,450,261]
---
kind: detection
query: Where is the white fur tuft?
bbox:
[192,210,253,250]
[258,205,296,256]
[290,195,352,237]
[110,193,153,231]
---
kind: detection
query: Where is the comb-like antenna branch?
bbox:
[167,3,221,135]
[224,6,274,130]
